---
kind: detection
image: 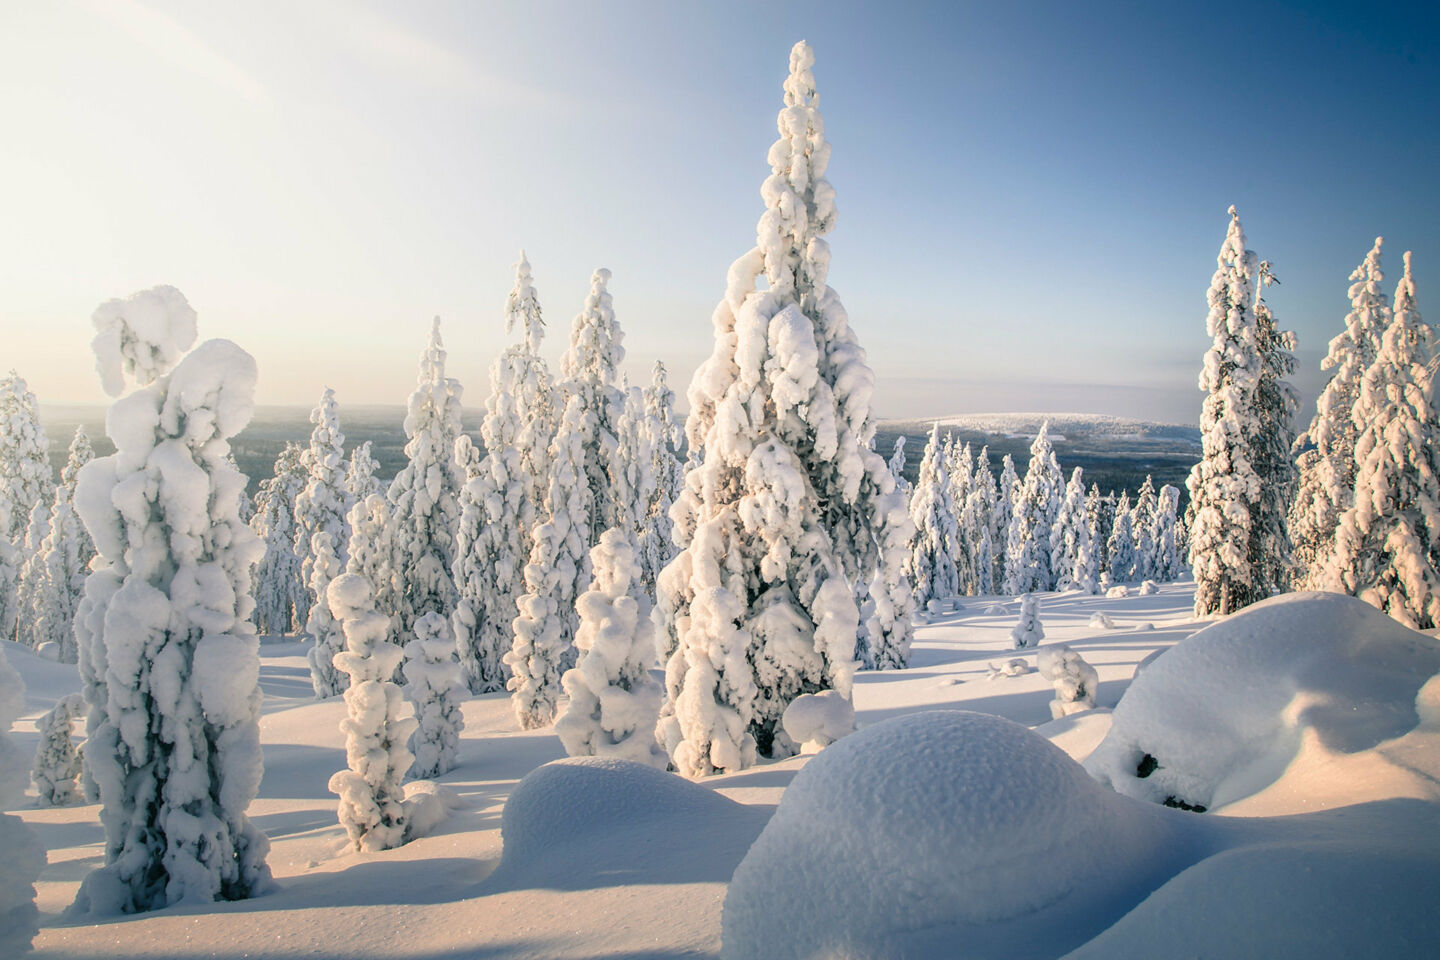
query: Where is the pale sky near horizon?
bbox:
[1,0,1436,424]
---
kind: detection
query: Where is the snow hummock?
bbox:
[780,690,854,752]
[1085,591,1440,812]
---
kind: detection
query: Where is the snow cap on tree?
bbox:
[89,285,197,396]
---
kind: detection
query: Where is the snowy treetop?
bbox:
[91,285,199,396]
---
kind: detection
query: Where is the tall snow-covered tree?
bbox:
[344,441,382,504]
[33,428,96,662]
[1051,467,1090,592]
[906,424,960,608]
[1130,476,1158,582]
[1072,485,1103,595]
[1326,252,1440,627]
[0,645,43,953]
[864,487,916,669]
[251,443,308,635]
[296,389,353,697]
[0,372,51,642]
[615,384,656,546]
[960,447,997,596]
[15,499,52,648]
[946,439,976,593]
[993,454,1020,588]
[383,318,464,639]
[344,493,396,627]
[505,253,558,533]
[1107,491,1137,583]
[1187,207,1265,617]
[639,361,685,596]
[1005,423,1064,594]
[1152,484,1183,582]
[1290,238,1389,587]
[326,573,415,852]
[505,396,591,729]
[555,527,665,766]
[560,268,628,547]
[1249,261,1300,597]
[402,611,465,779]
[71,285,271,915]
[657,42,900,775]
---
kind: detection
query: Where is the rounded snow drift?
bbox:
[721,710,1174,960]
[1085,592,1440,811]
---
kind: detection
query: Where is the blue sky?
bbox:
[1,0,1436,423]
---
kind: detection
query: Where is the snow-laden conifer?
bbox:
[0,372,51,642]
[1010,593,1044,649]
[639,361,685,595]
[1152,484,1183,582]
[960,447,997,596]
[615,385,656,545]
[888,435,911,498]
[383,318,464,638]
[505,253,558,531]
[946,439,976,593]
[864,488,916,669]
[345,493,395,617]
[296,389,352,697]
[1051,467,1091,592]
[555,527,665,766]
[1130,476,1158,582]
[905,423,960,609]
[1291,238,1390,587]
[1250,262,1300,597]
[327,573,415,851]
[1012,423,1065,592]
[560,268,628,546]
[1073,486,1104,595]
[344,441,382,504]
[14,501,51,647]
[1187,207,1264,617]
[251,443,307,635]
[0,645,43,954]
[71,285,271,914]
[1038,645,1099,718]
[33,427,96,660]
[31,692,84,806]
[1326,252,1440,627]
[1107,491,1137,583]
[506,396,591,729]
[994,454,1019,587]
[403,611,465,779]
[657,42,890,774]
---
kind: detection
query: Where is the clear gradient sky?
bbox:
[1,0,1436,423]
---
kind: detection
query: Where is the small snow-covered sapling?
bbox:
[31,692,85,806]
[1037,645,1099,719]
[1011,593,1044,650]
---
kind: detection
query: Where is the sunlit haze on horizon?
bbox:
[1,0,1436,424]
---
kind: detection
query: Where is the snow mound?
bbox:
[1088,612,1116,629]
[1138,580,1159,596]
[1106,585,1130,598]
[782,690,854,752]
[400,781,464,842]
[986,658,1033,680]
[722,711,1180,960]
[983,603,1008,615]
[1085,592,1440,811]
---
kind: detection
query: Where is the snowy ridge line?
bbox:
[878,412,1197,435]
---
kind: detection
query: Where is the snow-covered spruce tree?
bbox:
[639,361,686,596]
[1107,491,1137,583]
[1010,593,1044,649]
[0,372,51,642]
[1072,491,1103,596]
[71,285,271,914]
[555,527,665,766]
[326,572,415,852]
[0,645,43,954]
[616,384,657,547]
[506,396,592,729]
[905,423,960,609]
[31,692,84,806]
[888,435,911,498]
[35,433,95,662]
[946,439,976,593]
[1327,252,1440,627]
[296,389,353,697]
[402,611,465,779]
[251,442,308,635]
[864,486,917,670]
[382,318,464,639]
[344,441,382,504]
[1249,261,1300,597]
[960,449,997,597]
[1152,484,1183,582]
[15,500,53,648]
[1051,467,1090,592]
[505,252,558,535]
[1186,207,1266,617]
[1129,475,1157,582]
[657,42,901,774]
[1003,425,1063,595]
[1290,238,1390,588]
[993,453,1019,587]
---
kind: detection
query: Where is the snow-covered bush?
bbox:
[295,388,352,697]
[403,611,465,780]
[31,692,85,806]
[1038,645,1099,719]
[327,572,416,852]
[555,527,664,767]
[1011,593,1044,649]
[781,690,854,752]
[0,645,43,955]
[70,285,272,914]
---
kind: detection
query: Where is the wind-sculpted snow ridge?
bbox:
[1085,591,1440,812]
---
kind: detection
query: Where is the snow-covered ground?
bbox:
[7,581,1439,958]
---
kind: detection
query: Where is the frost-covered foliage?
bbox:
[906,424,960,608]
[1326,253,1440,627]
[1187,208,1265,617]
[560,268,628,545]
[555,528,665,767]
[383,318,464,638]
[1291,238,1390,587]
[0,372,52,642]
[0,645,43,955]
[639,361,685,595]
[1051,467,1091,592]
[1151,485,1183,582]
[403,611,465,779]
[1038,645,1099,719]
[251,443,308,635]
[1130,476,1157,583]
[1005,423,1064,594]
[33,428,96,661]
[657,42,889,775]
[296,389,352,697]
[326,573,415,851]
[1011,592,1044,649]
[344,441,382,504]
[71,287,271,915]
[31,692,85,806]
[507,396,592,729]
[1107,491,1137,583]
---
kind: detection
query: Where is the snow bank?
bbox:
[722,711,1182,960]
[780,690,854,751]
[1085,592,1440,811]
